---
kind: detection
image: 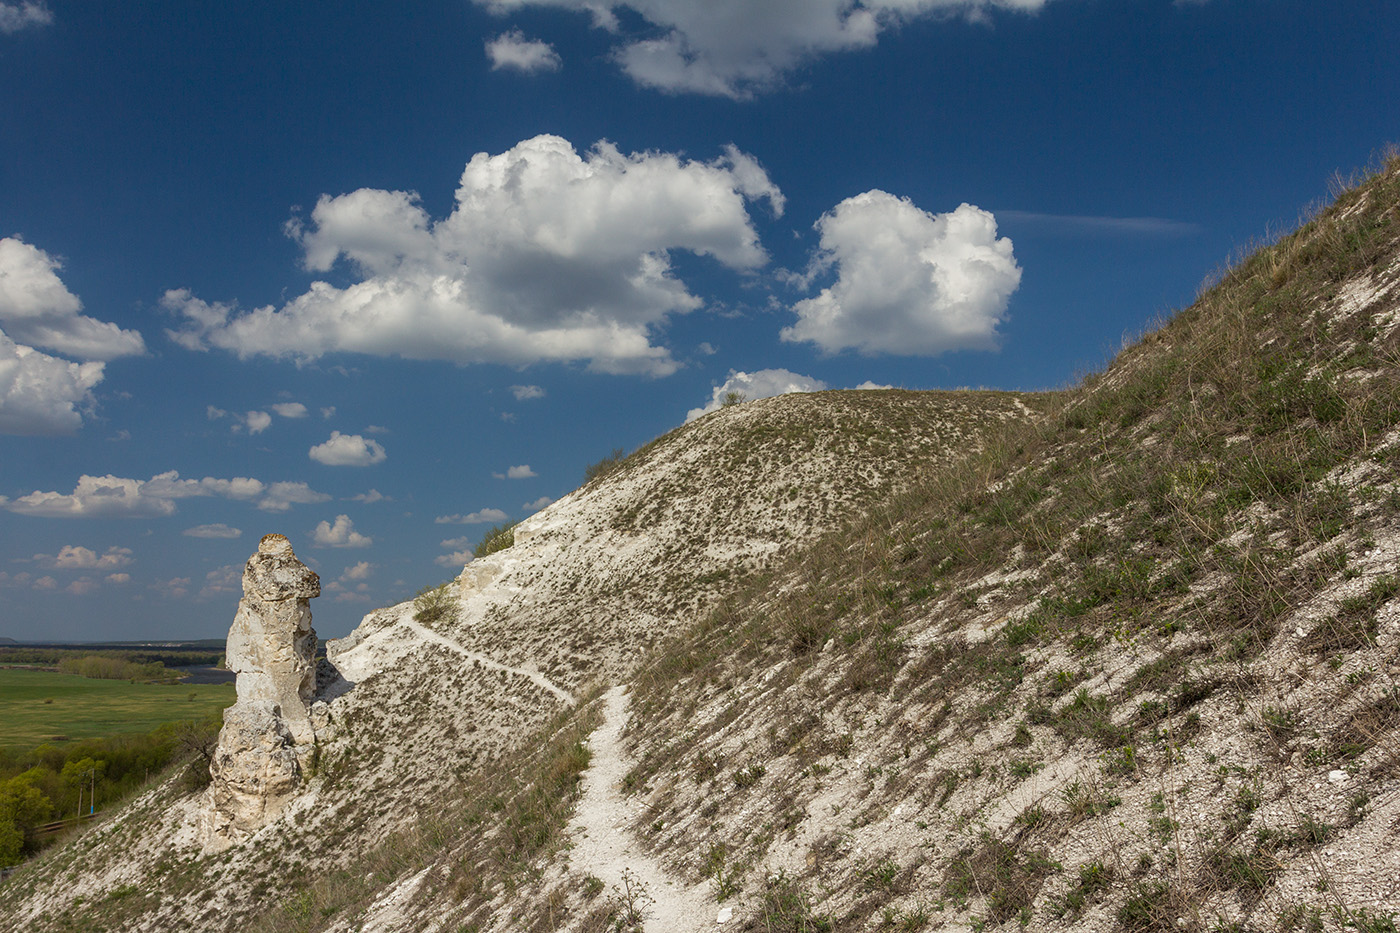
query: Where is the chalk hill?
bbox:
[3,154,1399,933]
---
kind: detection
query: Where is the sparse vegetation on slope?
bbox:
[608,151,1400,932]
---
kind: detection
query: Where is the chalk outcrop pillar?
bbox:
[204,533,321,848]
[226,533,320,743]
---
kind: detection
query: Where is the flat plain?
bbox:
[0,668,233,748]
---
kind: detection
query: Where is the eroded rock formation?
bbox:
[203,533,321,849]
[206,700,302,835]
[226,533,320,742]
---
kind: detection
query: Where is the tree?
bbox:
[0,772,54,866]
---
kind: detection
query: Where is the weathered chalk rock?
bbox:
[204,700,301,842]
[226,533,319,741]
[456,556,506,601]
[204,534,322,849]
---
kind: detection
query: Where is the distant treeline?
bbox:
[0,716,219,866]
[0,647,222,670]
[55,655,172,683]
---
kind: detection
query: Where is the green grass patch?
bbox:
[0,668,233,748]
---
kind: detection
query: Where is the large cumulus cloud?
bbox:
[0,238,145,361]
[0,238,146,435]
[0,333,105,435]
[476,0,1049,98]
[782,192,1020,356]
[166,135,783,377]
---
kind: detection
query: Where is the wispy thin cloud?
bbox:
[996,211,1202,237]
[0,2,53,36]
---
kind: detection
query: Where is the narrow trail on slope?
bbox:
[398,617,574,703]
[569,685,723,932]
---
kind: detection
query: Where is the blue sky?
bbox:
[1,0,1396,642]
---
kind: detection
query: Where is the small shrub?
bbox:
[756,871,832,932]
[473,522,518,559]
[584,447,628,483]
[1118,881,1182,933]
[944,835,1058,922]
[862,858,901,892]
[733,764,767,788]
[1052,860,1114,918]
[1203,845,1280,903]
[1064,780,1120,821]
[606,868,653,931]
[413,582,458,625]
[1056,690,1132,749]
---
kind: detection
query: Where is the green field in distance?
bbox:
[0,668,233,748]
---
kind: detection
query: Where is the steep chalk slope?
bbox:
[560,156,1400,933]
[252,156,1400,933]
[0,389,1039,933]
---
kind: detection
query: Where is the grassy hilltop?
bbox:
[3,153,1400,933]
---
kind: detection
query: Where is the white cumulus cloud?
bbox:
[475,0,1049,98]
[0,2,53,35]
[243,410,272,434]
[36,545,134,571]
[0,238,146,435]
[166,135,782,377]
[67,577,99,595]
[435,508,510,525]
[183,523,242,539]
[326,561,374,600]
[212,403,306,433]
[0,238,145,360]
[349,489,388,504]
[510,384,546,400]
[486,29,563,72]
[312,514,372,548]
[259,482,333,512]
[340,560,374,581]
[309,431,387,466]
[2,470,329,518]
[782,193,1020,356]
[686,368,827,422]
[494,464,537,479]
[524,496,555,511]
[0,331,105,435]
[153,577,190,599]
[435,549,475,568]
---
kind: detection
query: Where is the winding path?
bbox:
[398,617,574,703]
[568,685,722,931]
